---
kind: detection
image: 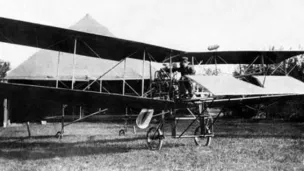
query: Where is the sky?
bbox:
[0,0,304,68]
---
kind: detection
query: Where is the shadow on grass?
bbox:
[0,145,131,160]
[215,133,304,139]
[0,136,146,148]
[1,132,302,160]
[0,135,192,160]
[0,135,63,141]
[0,136,149,160]
[0,121,303,160]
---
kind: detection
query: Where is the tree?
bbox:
[231,48,304,120]
[202,67,221,76]
[0,61,10,79]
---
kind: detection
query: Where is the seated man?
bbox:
[173,57,196,98]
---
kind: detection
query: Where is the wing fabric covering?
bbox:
[0,17,181,61]
[180,51,304,64]
[0,82,302,111]
[0,17,303,63]
[187,75,270,96]
[0,83,174,110]
[254,76,304,94]
[187,75,304,96]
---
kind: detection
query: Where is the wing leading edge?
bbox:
[203,94,301,108]
[0,82,174,111]
[170,51,304,64]
[0,17,182,61]
[0,17,303,64]
[0,82,302,112]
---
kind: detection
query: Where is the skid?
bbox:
[55,105,108,139]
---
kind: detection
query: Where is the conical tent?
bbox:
[69,14,115,37]
[6,14,162,81]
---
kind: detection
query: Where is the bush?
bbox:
[0,61,10,79]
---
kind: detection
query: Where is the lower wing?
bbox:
[0,82,174,111]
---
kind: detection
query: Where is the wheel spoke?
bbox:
[194,117,213,146]
[146,127,163,150]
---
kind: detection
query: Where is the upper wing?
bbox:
[1,17,303,64]
[0,17,182,61]
[166,51,304,64]
[0,82,174,110]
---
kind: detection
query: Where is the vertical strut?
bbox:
[283,60,287,75]
[3,98,9,128]
[200,103,205,135]
[79,106,82,119]
[100,80,102,93]
[261,55,265,73]
[149,58,152,97]
[171,109,176,137]
[214,56,218,75]
[71,38,77,90]
[123,59,126,95]
[61,105,66,133]
[169,53,173,98]
[26,122,31,138]
[141,51,145,97]
[56,52,60,88]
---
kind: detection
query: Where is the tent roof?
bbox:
[6,14,161,81]
[6,51,162,81]
[69,14,115,37]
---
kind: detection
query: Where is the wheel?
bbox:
[194,126,212,146]
[55,131,63,139]
[194,118,213,146]
[119,129,125,136]
[146,127,164,150]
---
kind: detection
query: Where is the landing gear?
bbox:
[55,131,63,139]
[194,126,212,146]
[194,117,213,146]
[119,129,125,136]
[119,124,137,136]
[146,127,164,150]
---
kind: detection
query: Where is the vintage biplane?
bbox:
[0,17,304,150]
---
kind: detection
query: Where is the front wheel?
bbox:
[146,127,164,150]
[194,122,212,147]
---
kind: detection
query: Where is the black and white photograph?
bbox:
[0,0,303,170]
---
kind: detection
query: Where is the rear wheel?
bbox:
[55,131,63,139]
[146,127,164,150]
[119,129,125,136]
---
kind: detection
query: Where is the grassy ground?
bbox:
[0,120,303,171]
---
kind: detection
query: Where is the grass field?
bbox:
[0,120,303,171]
